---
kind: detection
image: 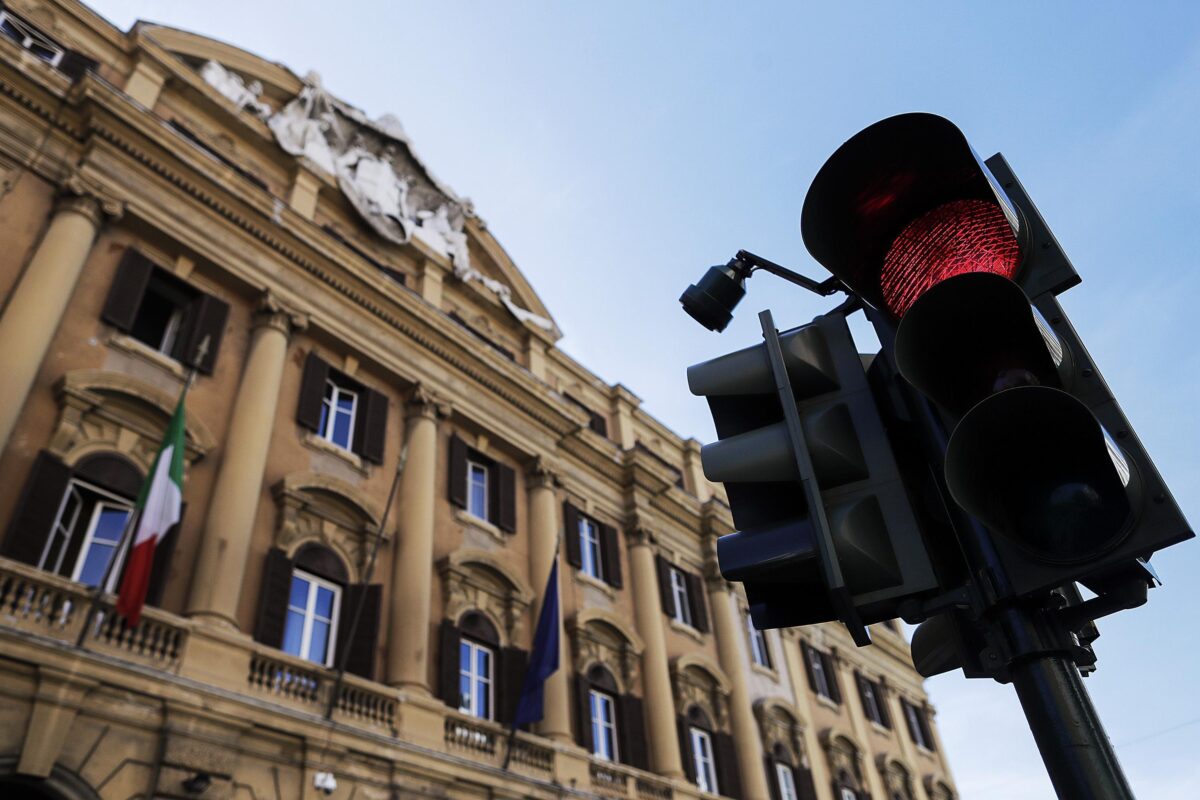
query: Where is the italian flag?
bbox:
[115,395,186,625]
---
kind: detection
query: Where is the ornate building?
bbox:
[0,2,958,799]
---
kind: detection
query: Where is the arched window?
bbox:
[438,609,527,724]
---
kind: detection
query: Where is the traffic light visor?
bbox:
[801,113,1022,316]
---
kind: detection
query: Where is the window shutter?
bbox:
[823,652,842,703]
[295,352,329,432]
[918,706,936,751]
[600,524,623,588]
[797,766,819,800]
[618,694,647,770]
[499,646,528,725]
[353,388,388,464]
[800,642,818,693]
[57,49,99,82]
[337,583,381,679]
[686,571,710,633]
[714,731,743,799]
[101,248,155,332]
[574,674,594,752]
[877,682,892,729]
[495,463,516,533]
[656,554,676,619]
[254,548,294,648]
[177,292,229,375]
[563,502,582,568]
[145,502,186,608]
[855,672,870,720]
[438,619,462,708]
[765,756,783,800]
[677,717,696,783]
[3,451,72,566]
[448,435,468,509]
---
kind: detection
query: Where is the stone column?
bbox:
[386,387,443,692]
[187,296,303,627]
[526,458,572,742]
[0,193,106,451]
[706,575,771,800]
[835,653,887,800]
[628,530,684,778]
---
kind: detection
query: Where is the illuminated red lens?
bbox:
[880,199,1020,317]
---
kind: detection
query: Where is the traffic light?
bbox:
[800,112,1192,599]
[690,309,939,644]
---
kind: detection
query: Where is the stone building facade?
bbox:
[0,2,958,799]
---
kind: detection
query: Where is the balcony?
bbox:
[0,557,699,798]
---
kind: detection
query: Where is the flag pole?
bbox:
[74,336,208,649]
[324,442,408,720]
[503,534,562,770]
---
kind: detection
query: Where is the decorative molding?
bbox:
[671,654,732,731]
[57,169,124,223]
[754,698,806,768]
[254,291,308,336]
[438,549,533,646]
[406,383,450,421]
[877,755,916,800]
[525,454,562,491]
[272,472,383,582]
[568,609,643,694]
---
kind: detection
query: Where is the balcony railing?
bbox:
[442,710,554,776]
[591,760,675,799]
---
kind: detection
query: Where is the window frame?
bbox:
[689,726,718,795]
[841,788,859,800]
[808,646,834,699]
[0,10,65,67]
[40,477,133,592]
[775,762,799,800]
[904,700,933,750]
[748,613,772,669]
[670,567,692,627]
[579,516,604,581]
[319,379,359,451]
[861,677,886,726]
[458,636,495,720]
[282,568,342,668]
[466,459,490,521]
[589,688,619,762]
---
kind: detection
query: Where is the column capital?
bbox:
[405,383,451,420]
[526,454,564,490]
[253,292,308,337]
[56,172,123,223]
[627,527,656,548]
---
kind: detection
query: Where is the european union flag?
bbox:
[513,559,560,728]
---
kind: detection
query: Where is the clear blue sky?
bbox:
[90,2,1200,797]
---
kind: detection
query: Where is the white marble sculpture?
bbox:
[336,136,412,244]
[200,60,271,118]
[268,75,338,175]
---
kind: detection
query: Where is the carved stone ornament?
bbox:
[878,757,916,800]
[671,659,731,731]
[438,551,532,646]
[568,612,643,693]
[254,291,309,336]
[406,383,451,421]
[272,473,383,583]
[754,700,805,766]
[57,170,124,224]
[821,731,863,786]
[200,60,271,118]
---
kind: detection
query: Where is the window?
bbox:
[748,613,772,669]
[296,352,388,464]
[579,517,603,581]
[467,459,489,520]
[0,10,64,66]
[858,674,889,727]
[589,689,619,762]
[102,248,229,374]
[803,643,840,702]
[670,567,692,627]
[690,727,718,794]
[775,762,798,800]
[458,638,494,720]
[318,379,358,450]
[41,478,132,590]
[841,788,858,800]
[281,569,341,667]
[903,700,935,751]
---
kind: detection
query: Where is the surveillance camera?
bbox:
[313,771,337,795]
[680,260,746,332]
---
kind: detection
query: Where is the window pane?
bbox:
[476,678,490,719]
[318,397,331,437]
[76,541,115,588]
[315,585,335,619]
[476,646,490,676]
[459,674,472,712]
[289,575,310,610]
[283,610,305,656]
[309,619,330,664]
[468,464,487,518]
[332,408,353,448]
[92,506,129,544]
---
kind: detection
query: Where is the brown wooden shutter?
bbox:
[563,502,582,568]
[296,352,329,432]
[337,583,381,679]
[254,548,294,648]
[677,716,696,783]
[448,435,468,509]
[855,672,870,720]
[3,451,72,566]
[823,652,842,703]
[352,387,388,464]
[102,249,156,331]
[877,681,892,729]
[797,766,819,800]
[177,292,229,374]
[765,756,783,800]
[499,645,528,725]
[918,705,936,751]
[800,642,818,693]
[145,502,185,608]
[714,731,742,799]
[600,524,623,588]
[574,674,594,752]
[618,694,647,769]
[495,463,516,533]
[656,554,676,618]
[686,572,710,633]
[439,619,462,708]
